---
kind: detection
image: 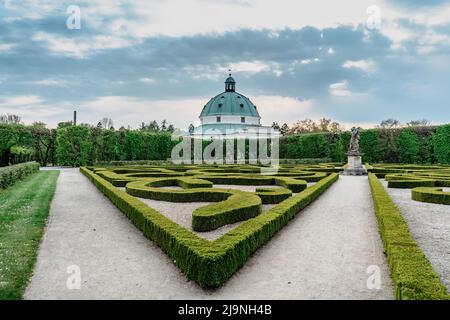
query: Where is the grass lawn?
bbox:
[0,170,59,300]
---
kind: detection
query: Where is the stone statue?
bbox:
[343,126,367,175]
[348,126,361,155]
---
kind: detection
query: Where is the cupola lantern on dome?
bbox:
[225,73,236,92]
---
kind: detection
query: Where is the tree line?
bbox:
[1,114,449,166]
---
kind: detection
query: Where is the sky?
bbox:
[0,0,450,130]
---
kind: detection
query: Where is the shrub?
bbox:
[368,173,448,299]
[411,187,450,205]
[398,128,420,164]
[0,162,40,190]
[433,124,450,164]
[56,125,92,166]
[255,187,292,204]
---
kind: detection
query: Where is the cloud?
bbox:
[139,77,156,84]
[0,43,16,53]
[0,95,43,107]
[32,31,132,58]
[343,59,376,73]
[2,1,450,128]
[329,81,351,97]
[251,95,314,126]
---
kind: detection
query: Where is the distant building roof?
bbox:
[200,76,260,118]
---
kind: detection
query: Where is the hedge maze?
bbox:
[367,163,450,205]
[81,163,339,287]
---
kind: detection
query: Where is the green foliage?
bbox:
[433,124,450,164]
[81,166,338,288]
[1,122,449,166]
[360,129,383,162]
[368,173,448,300]
[398,128,420,164]
[56,125,92,166]
[0,162,40,190]
[298,133,329,158]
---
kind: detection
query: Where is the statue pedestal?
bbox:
[342,153,367,176]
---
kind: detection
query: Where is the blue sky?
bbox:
[0,0,449,129]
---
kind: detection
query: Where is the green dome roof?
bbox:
[200,76,261,118]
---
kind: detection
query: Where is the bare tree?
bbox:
[407,119,431,127]
[378,118,402,129]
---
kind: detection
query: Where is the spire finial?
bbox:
[228,68,232,77]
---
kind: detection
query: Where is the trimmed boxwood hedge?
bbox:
[411,187,450,205]
[81,167,338,288]
[255,187,292,204]
[368,173,448,300]
[125,177,262,231]
[0,162,40,190]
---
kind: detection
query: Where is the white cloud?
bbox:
[32,32,132,58]
[251,95,314,126]
[80,96,207,129]
[123,0,383,37]
[0,95,43,107]
[184,61,283,80]
[8,94,315,129]
[32,79,68,86]
[139,77,156,84]
[343,59,376,73]
[0,43,16,53]
[329,81,351,97]
[222,61,283,77]
[0,95,67,125]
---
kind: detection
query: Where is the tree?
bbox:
[280,123,289,136]
[288,118,342,134]
[57,121,73,129]
[433,124,450,164]
[147,121,160,132]
[29,122,55,166]
[271,122,280,130]
[377,119,402,162]
[0,124,27,166]
[407,119,430,127]
[289,119,318,134]
[56,125,92,166]
[397,128,420,163]
[379,118,401,129]
[160,119,168,131]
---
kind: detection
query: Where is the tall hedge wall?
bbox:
[1,123,449,167]
[56,126,177,166]
[279,124,449,164]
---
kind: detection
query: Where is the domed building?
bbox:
[193,74,271,137]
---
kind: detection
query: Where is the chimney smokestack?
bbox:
[73,110,77,125]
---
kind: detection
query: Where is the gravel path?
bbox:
[25,169,392,299]
[381,180,450,292]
